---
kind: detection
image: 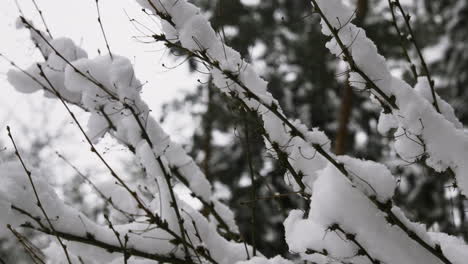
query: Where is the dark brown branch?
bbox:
[330,224,380,264]
[152,21,454,264]
[391,0,440,112]
[104,215,129,264]
[158,158,192,261]
[4,25,231,260]
[25,225,188,264]
[95,0,113,59]
[309,2,398,111]
[7,225,46,264]
[56,152,139,221]
[387,0,418,81]
[30,0,53,38]
[306,4,454,263]
[7,126,73,264]
[34,63,211,262]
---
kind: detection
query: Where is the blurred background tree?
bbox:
[1,0,467,261]
[161,0,468,257]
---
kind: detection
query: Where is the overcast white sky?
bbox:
[0,0,203,186]
[0,0,200,133]
[0,0,205,140]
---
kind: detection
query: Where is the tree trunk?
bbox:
[334,0,368,155]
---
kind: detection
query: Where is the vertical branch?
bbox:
[33,64,182,253]
[328,224,380,264]
[95,0,113,59]
[334,0,368,155]
[56,152,136,221]
[387,0,418,81]
[14,0,26,18]
[391,0,440,112]
[158,158,191,261]
[104,215,129,264]
[4,30,218,262]
[7,225,45,264]
[456,191,467,239]
[6,127,73,264]
[30,0,53,38]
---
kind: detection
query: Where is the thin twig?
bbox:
[30,0,53,38]
[392,0,440,112]
[56,151,138,221]
[158,158,192,261]
[95,0,113,59]
[152,13,454,264]
[331,224,381,264]
[7,225,45,264]
[35,64,199,261]
[7,127,73,264]
[12,212,187,264]
[104,215,129,264]
[387,0,418,81]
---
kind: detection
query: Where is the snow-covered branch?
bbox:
[310,0,468,196]
[1,0,467,263]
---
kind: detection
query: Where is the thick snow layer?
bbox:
[7,23,246,262]
[430,232,468,264]
[137,0,412,205]
[0,162,176,263]
[5,0,468,262]
[7,37,86,104]
[135,0,468,262]
[314,0,468,196]
[284,164,448,264]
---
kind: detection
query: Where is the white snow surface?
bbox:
[1,0,467,263]
[314,0,468,196]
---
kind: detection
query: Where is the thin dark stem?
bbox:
[171,168,241,241]
[30,0,53,38]
[19,18,113,95]
[306,4,453,262]
[7,127,73,264]
[153,21,454,264]
[392,0,440,112]
[95,0,113,59]
[387,0,418,81]
[18,222,188,264]
[3,29,226,262]
[158,158,191,261]
[145,0,175,27]
[104,215,128,264]
[35,64,209,262]
[15,21,232,245]
[309,4,398,110]
[7,225,45,264]
[14,0,26,18]
[332,225,380,264]
[56,152,138,221]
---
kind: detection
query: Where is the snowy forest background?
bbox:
[0,0,468,263]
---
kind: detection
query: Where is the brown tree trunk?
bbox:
[334,0,368,155]
[335,81,354,155]
[202,78,214,179]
